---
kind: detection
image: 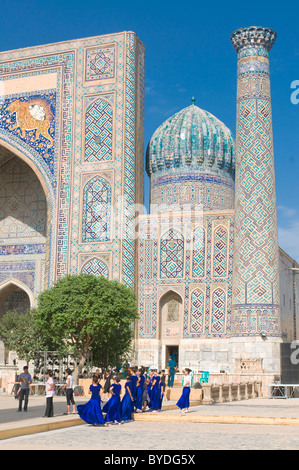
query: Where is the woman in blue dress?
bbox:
[151,370,161,412]
[176,368,192,413]
[129,368,138,408]
[135,369,145,412]
[146,374,152,409]
[77,376,106,426]
[120,375,134,422]
[157,371,165,411]
[103,376,122,424]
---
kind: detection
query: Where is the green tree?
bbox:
[34,274,138,383]
[0,309,51,364]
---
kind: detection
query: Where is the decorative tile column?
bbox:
[230,27,280,337]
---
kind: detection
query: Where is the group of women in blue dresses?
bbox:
[77,368,167,426]
[77,367,192,426]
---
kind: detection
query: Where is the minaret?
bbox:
[230,27,281,363]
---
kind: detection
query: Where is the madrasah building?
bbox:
[0,26,298,387]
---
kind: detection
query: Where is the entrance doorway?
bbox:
[166,345,179,367]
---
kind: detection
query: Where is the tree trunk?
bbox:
[72,354,86,386]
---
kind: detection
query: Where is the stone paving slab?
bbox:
[2,393,299,441]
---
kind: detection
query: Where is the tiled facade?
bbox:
[0,27,298,377]
[0,31,144,305]
[134,26,298,374]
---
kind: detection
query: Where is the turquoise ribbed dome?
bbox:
[146,102,235,179]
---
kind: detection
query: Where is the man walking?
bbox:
[167,356,177,388]
[17,366,32,412]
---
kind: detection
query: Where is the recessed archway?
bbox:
[158,290,183,340]
[0,281,32,320]
[0,141,51,293]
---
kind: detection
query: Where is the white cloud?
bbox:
[277,204,297,218]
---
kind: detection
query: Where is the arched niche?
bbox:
[0,280,33,320]
[158,290,183,341]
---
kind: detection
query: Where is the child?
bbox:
[103,376,122,424]
[120,375,134,422]
[77,375,106,426]
[176,368,192,413]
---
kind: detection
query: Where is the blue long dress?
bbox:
[176,386,190,409]
[136,375,145,410]
[147,378,152,408]
[151,375,161,410]
[120,381,133,421]
[77,383,105,425]
[130,374,138,403]
[103,383,122,423]
[157,380,164,410]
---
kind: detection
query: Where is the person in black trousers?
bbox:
[59,369,76,414]
[44,371,55,417]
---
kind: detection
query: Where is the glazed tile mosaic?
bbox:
[0,27,296,376]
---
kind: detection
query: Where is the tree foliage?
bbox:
[33,274,139,382]
[0,309,51,364]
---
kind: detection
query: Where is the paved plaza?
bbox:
[1,394,299,450]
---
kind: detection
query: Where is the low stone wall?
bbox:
[166,387,202,401]
[201,381,262,404]
[173,372,274,397]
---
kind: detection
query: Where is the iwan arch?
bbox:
[0,28,298,389]
[0,138,52,306]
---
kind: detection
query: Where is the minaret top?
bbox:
[230,26,277,53]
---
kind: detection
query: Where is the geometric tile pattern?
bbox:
[121,33,141,289]
[230,27,280,336]
[160,229,184,279]
[211,287,226,334]
[213,226,228,277]
[81,257,109,278]
[0,32,144,306]
[138,213,234,339]
[82,176,111,243]
[0,261,35,291]
[84,98,113,162]
[0,157,47,240]
[85,46,115,82]
[150,175,235,212]
[192,226,205,277]
[190,288,204,333]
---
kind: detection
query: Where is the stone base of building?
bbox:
[133,336,282,375]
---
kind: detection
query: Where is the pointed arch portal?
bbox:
[0,139,51,314]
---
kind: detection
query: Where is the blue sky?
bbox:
[1,0,298,261]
